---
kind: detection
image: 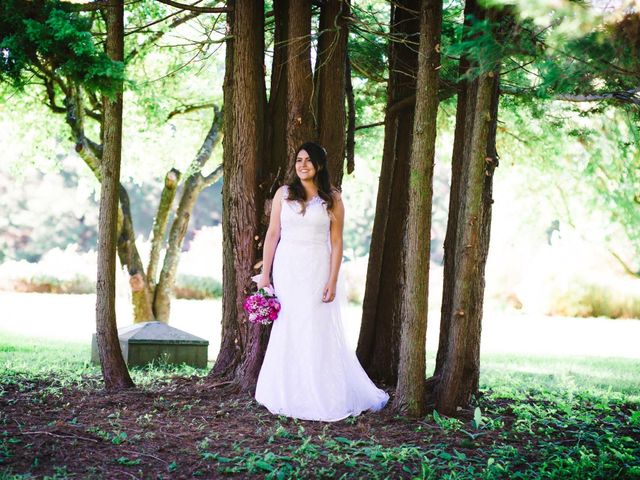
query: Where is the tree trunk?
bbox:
[285,0,316,163]
[147,168,181,292]
[394,0,442,417]
[153,113,223,322]
[316,0,349,188]
[211,2,241,380]
[265,0,290,189]
[95,0,134,390]
[432,0,480,383]
[356,0,419,386]
[432,6,503,416]
[116,185,155,322]
[210,1,268,392]
[345,53,356,175]
[231,0,269,392]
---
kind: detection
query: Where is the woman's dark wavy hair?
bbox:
[286,141,338,215]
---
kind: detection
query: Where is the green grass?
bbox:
[1,330,639,479]
[3,329,638,401]
[0,330,211,387]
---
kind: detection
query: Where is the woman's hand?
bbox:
[257,272,272,290]
[322,280,337,303]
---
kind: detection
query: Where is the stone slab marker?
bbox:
[91,321,209,368]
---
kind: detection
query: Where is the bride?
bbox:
[254,141,389,422]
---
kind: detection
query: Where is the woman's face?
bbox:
[295,149,317,181]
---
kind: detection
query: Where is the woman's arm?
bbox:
[323,190,345,302]
[258,186,285,289]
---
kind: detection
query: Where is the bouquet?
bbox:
[243,283,281,325]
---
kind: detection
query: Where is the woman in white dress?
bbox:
[254,141,389,422]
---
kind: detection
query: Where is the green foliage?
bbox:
[174,274,223,299]
[1,332,639,479]
[0,0,123,94]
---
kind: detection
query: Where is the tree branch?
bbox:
[126,8,202,62]
[154,0,229,13]
[167,101,216,119]
[501,85,640,106]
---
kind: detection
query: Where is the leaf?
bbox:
[334,436,353,445]
[255,460,274,472]
[473,406,484,429]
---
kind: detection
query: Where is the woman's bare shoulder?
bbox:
[275,184,289,199]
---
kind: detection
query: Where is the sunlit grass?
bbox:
[0,330,213,388]
[2,330,639,404]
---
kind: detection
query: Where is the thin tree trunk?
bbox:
[433,8,503,415]
[153,113,223,322]
[286,0,316,163]
[316,0,349,188]
[356,0,419,386]
[345,52,356,175]
[95,0,134,390]
[211,1,240,380]
[116,185,155,322]
[431,0,481,385]
[147,168,181,292]
[394,0,442,417]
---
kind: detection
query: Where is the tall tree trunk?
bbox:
[232,0,268,392]
[394,0,442,417]
[211,2,240,380]
[432,6,503,415]
[316,0,349,188]
[95,0,134,390]
[265,0,290,189]
[286,0,316,163]
[356,0,420,386]
[210,1,268,391]
[432,0,480,383]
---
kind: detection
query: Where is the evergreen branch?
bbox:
[501,85,640,106]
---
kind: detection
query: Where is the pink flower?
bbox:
[243,288,280,325]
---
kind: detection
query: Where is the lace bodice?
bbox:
[280,186,330,246]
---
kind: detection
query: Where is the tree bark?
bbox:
[211,1,240,380]
[394,0,442,417]
[153,113,223,322]
[116,185,155,322]
[147,168,181,292]
[356,0,419,386]
[345,52,356,175]
[231,0,269,392]
[265,0,290,189]
[432,6,503,416]
[432,0,480,383]
[210,1,268,392]
[316,0,349,188]
[285,0,316,164]
[95,0,134,390]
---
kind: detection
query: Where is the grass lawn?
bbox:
[1,331,639,479]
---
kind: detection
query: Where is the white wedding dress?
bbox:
[254,186,389,422]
